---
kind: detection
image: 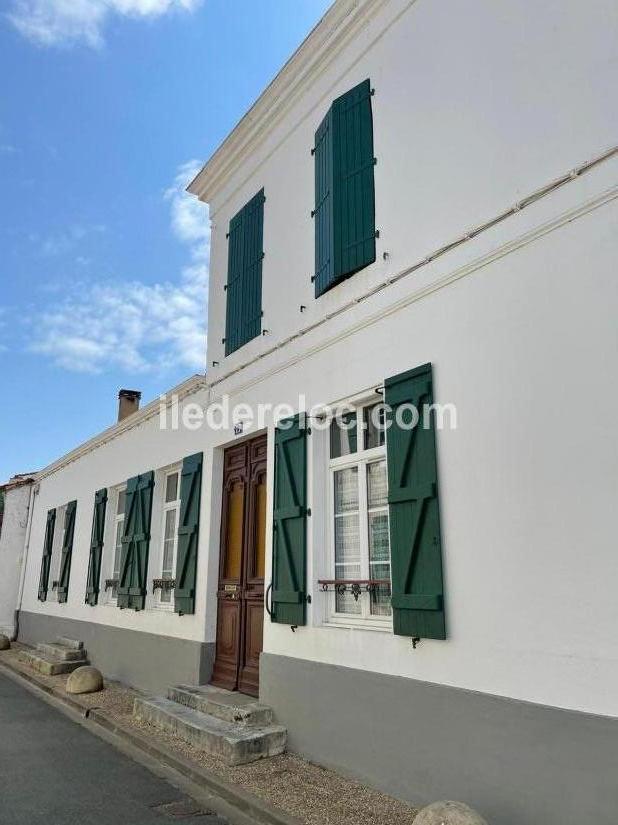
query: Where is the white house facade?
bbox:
[6,1,618,822]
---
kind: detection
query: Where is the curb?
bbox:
[0,657,302,825]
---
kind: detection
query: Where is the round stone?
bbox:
[414,801,488,825]
[0,634,10,650]
[66,665,103,695]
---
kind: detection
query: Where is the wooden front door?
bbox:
[211,434,267,697]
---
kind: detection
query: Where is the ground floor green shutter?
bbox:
[57,500,77,604]
[385,363,446,639]
[85,489,107,606]
[117,471,154,611]
[271,416,308,625]
[174,452,203,615]
[38,508,56,602]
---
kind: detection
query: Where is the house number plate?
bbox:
[224,584,239,592]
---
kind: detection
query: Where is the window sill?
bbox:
[322,618,392,633]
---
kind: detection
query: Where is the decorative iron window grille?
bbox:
[104,578,119,591]
[152,578,176,594]
[317,579,391,602]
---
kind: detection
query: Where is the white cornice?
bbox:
[35,374,207,482]
[187,0,391,203]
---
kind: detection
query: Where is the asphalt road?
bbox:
[0,671,230,825]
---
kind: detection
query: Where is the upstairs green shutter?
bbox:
[117,471,154,611]
[174,452,203,615]
[57,500,77,604]
[271,415,308,625]
[38,508,56,602]
[313,108,334,297]
[85,488,107,606]
[225,189,264,355]
[386,363,446,639]
[314,78,376,297]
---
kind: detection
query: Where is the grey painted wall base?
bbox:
[260,653,618,825]
[18,611,214,695]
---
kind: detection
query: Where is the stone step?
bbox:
[168,685,274,727]
[21,650,87,676]
[133,696,286,766]
[36,642,85,661]
[56,636,83,650]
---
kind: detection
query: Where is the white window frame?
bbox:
[155,465,181,610]
[105,485,126,605]
[325,402,392,630]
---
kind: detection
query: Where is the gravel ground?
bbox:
[1,645,418,825]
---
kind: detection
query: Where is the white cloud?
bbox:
[7,0,202,48]
[30,160,209,374]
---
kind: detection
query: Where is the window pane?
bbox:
[330,411,357,458]
[368,508,391,617]
[163,510,176,569]
[165,472,179,503]
[116,490,126,516]
[224,481,244,580]
[367,460,387,507]
[363,403,386,450]
[334,467,359,513]
[334,513,362,614]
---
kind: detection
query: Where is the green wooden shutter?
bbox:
[314,79,376,296]
[117,471,154,610]
[386,363,446,639]
[225,189,264,355]
[56,500,77,604]
[271,415,308,625]
[38,508,56,602]
[174,452,203,615]
[85,488,107,606]
[313,108,334,297]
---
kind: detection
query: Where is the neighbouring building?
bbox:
[4,1,618,822]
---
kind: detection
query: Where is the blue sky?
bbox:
[0,0,330,481]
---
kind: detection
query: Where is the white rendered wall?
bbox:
[0,484,32,638]
[19,0,618,717]
[201,0,618,717]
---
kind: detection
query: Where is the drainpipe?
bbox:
[14,481,37,641]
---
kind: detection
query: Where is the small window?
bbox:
[48,503,66,601]
[327,402,391,622]
[158,469,180,606]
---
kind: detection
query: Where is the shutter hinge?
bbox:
[373,157,378,165]
[223,284,227,291]
[306,507,312,516]
[221,337,226,344]
[262,329,270,336]
[310,147,315,156]
[306,594,312,604]
[310,275,316,283]
[375,229,380,238]
[226,232,230,239]
[310,209,315,218]
[370,87,376,96]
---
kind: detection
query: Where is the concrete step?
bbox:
[21,650,87,676]
[168,685,274,727]
[56,636,83,650]
[133,696,286,766]
[36,642,85,661]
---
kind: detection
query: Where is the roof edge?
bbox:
[35,374,207,483]
[187,0,388,203]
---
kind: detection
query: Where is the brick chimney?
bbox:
[118,389,141,422]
